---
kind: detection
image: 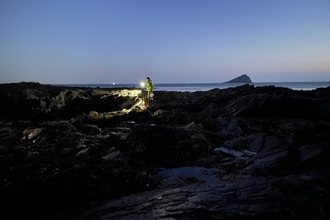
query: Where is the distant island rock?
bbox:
[225,74,252,83]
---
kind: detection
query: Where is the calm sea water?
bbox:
[55,82,330,92]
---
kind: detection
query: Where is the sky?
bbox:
[1,0,330,84]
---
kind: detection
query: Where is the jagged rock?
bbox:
[0,82,143,121]
[1,82,330,220]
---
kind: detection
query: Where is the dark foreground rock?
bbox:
[1,82,330,220]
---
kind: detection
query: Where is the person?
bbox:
[145,77,154,102]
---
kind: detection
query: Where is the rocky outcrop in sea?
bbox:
[224,74,252,83]
[1,82,330,220]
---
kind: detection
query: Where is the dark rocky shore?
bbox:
[1,82,330,220]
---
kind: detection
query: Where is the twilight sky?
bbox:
[1,0,330,84]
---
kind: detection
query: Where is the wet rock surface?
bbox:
[1,82,330,219]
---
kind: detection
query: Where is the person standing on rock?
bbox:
[146,77,154,103]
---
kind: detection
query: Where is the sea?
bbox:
[54,82,330,92]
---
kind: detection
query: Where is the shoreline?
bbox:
[51,81,330,92]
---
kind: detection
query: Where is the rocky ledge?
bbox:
[1,82,330,220]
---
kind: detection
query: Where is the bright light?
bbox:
[140,82,145,87]
[112,82,115,85]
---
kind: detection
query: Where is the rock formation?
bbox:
[225,74,252,83]
[1,82,330,220]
